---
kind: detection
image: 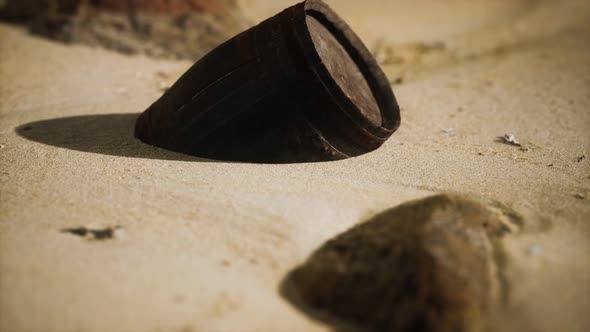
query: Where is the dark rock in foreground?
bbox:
[290,194,514,332]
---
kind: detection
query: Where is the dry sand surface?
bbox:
[1,0,590,331]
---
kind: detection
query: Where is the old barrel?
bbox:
[135,0,401,163]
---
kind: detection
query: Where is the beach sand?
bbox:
[1,0,589,331]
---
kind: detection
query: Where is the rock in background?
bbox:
[0,0,251,60]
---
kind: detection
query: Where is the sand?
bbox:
[1,0,589,331]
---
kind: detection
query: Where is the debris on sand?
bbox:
[574,193,587,200]
[61,225,122,240]
[442,127,455,136]
[501,133,521,147]
[372,39,449,66]
[158,81,171,92]
[155,71,170,79]
[289,194,514,332]
[496,133,537,153]
[390,76,404,85]
[577,154,586,162]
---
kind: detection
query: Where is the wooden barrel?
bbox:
[135,0,401,163]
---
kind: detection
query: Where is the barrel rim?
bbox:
[296,0,401,139]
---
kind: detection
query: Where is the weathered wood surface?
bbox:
[135,0,400,163]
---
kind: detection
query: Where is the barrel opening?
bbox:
[303,1,399,133]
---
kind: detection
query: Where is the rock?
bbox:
[0,0,234,18]
[94,0,237,15]
[0,0,79,19]
[289,194,514,332]
[0,0,250,60]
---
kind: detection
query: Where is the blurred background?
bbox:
[0,0,532,60]
[0,0,539,89]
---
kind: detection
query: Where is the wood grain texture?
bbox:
[135,0,400,163]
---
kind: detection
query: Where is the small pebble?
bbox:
[61,225,122,240]
[574,193,587,200]
[155,71,169,79]
[158,81,171,91]
[391,77,404,85]
[577,155,586,162]
[503,133,521,146]
[442,128,455,136]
